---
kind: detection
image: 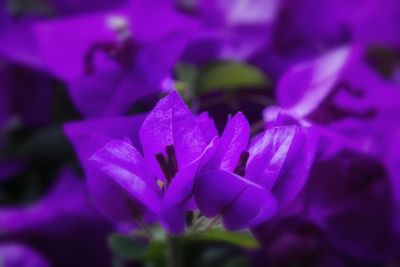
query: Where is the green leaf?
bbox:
[108,234,148,261]
[175,62,198,84]
[109,233,167,267]
[187,229,260,249]
[174,62,198,98]
[197,62,268,93]
[9,0,53,16]
[199,248,250,267]
[143,240,167,267]
[15,126,72,163]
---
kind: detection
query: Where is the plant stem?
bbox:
[136,217,153,239]
[202,215,220,233]
[166,235,184,267]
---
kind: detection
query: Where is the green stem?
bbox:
[166,235,184,267]
[136,217,153,239]
[201,215,220,233]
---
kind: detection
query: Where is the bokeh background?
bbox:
[1,0,400,266]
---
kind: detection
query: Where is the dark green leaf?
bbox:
[187,229,260,249]
[175,62,198,84]
[197,62,268,93]
[108,234,148,261]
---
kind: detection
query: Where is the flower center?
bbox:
[309,80,376,123]
[155,145,179,186]
[84,38,138,75]
[233,151,250,177]
[84,17,138,75]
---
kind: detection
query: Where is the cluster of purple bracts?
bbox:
[66,90,316,236]
[0,0,400,266]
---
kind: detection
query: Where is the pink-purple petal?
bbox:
[160,137,219,235]
[219,112,250,172]
[140,91,208,180]
[90,140,162,215]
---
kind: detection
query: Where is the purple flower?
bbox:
[266,45,400,242]
[64,114,152,225]
[194,112,317,230]
[71,91,217,235]
[0,168,113,267]
[304,150,395,261]
[252,218,346,266]
[33,2,197,117]
[265,45,400,125]
[180,0,281,64]
[0,244,50,267]
[253,149,396,263]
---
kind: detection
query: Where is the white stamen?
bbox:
[107,15,129,31]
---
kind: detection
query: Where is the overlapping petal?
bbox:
[140,91,208,180]
[90,140,162,214]
[64,115,151,223]
[218,112,250,172]
[160,137,219,234]
[195,169,276,230]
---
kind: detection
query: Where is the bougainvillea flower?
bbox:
[253,149,396,263]
[64,114,152,224]
[271,43,400,218]
[270,45,400,125]
[0,0,127,69]
[126,0,280,66]
[0,244,50,267]
[194,112,317,230]
[178,0,281,64]
[33,2,197,117]
[64,97,218,232]
[252,216,348,266]
[0,168,113,267]
[322,105,400,247]
[80,91,217,234]
[306,150,395,261]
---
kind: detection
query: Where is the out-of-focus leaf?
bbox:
[197,62,268,93]
[15,126,72,163]
[109,232,167,267]
[108,234,148,261]
[222,256,249,267]
[175,81,188,93]
[188,229,260,249]
[143,240,167,267]
[112,258,125,267]
[174,62,198,101]
[10,0,52,16]
[175,62,198,84]
[195,247,250,267]
[198,248,229,267]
